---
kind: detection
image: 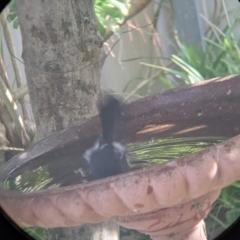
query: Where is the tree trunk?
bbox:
[15,0,104,141]
[15,0,119,239]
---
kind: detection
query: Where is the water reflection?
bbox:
[4,166,60,192]
[128,136,225,169]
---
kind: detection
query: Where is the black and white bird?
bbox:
[83,94,130,180]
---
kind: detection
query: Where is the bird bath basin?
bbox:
[0,75,240,240]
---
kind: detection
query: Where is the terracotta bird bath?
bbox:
[0,75,240,240]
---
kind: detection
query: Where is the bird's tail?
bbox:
[99,94,121,143]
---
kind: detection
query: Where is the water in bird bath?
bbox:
[3,136,226,192]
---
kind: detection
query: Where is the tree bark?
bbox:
[15,0,119,239]
[15,0,104,141]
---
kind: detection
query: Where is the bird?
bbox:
[83,93,130,180]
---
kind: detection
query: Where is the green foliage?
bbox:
[206,182,240,238]
[22,227,45,240]
[6,0,19,29]
[141,22,240,86]
[143,41,236,85]
[6,0,130,37]
[94,0,130,36]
